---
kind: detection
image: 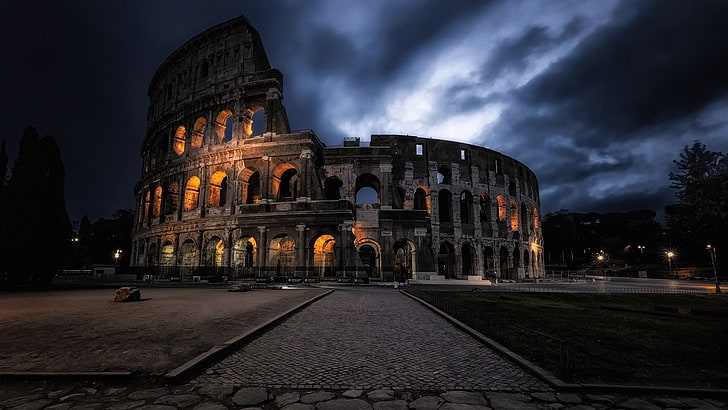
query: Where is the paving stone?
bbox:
[546,404,564,410]
[368,389,396,402]
[232,387,271,406]
[136,406,177,410]
[7,398,53,410]
[154,394,202,408]
[59,392,86,402]
[281,404,315,410]
[191,403,228,410]
[316,398,373,410]
[68,404,104,410]
[1,394,45,407]
[409,395,445,410]
[373,400,409,410]
[343,390,364,398]
[47,388,74,399]
[275,392,301,407]
[564,406,595,410]
[584,395,613,405]
[197,384,235,400]
[104,387,129,396]
[618,398,661,410]
[81,388,98,396]
[300,390,336,404]
[440,404,492,410]
[530,393,557,403]
[128,388,171,401]
[107,400,147,410]
[441,391,488,405]
[678,397,720,409]
[44,404,72,410]
[556,394,581,404]
[486,393,538,410]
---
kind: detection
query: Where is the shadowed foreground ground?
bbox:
[0,287,327,374]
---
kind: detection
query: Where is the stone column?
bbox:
[197,230,205,267]
[226,229,234,268]
[379,163,392,208]
[296,224,306,275]
[257,226,268,277]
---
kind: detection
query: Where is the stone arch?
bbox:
[152,186,163,217]
[214,110,234,143]
[438,189,452,223]
[240,168,261,204]
[272,163,298,201]
[147,242,159,266]
[180,239,196,266]
[462,242,476,277]
[269,234,296,276]
[496,195,506,221]
[208,171,228,207]
[483,246,495,277]
[184,176,201,211]
[173,126,186,155]
[438,241,455,279]
[356,240,380,279]
[233,236,256,273]
[480,193,492,236]
[165,182,179,215]
[460,190,473,224]
[191,117,207,148]
[414,186,430,213]
[355,173,381,204]
[324,177,344,200]
[513,246,521,269]
[204,236,225,266]
[510,200,519,231]
[160,241,175,266]
[523,249,530,277]
[393,239,416,281]
[499,246,510,279]
[437,165,451,184]
[313,234,336,278]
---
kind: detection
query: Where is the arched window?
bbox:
[208,171,228,207]
[215,110,234,143]
[165,182,179,215]
[324,177,344,200]
[152,186,163,217]
[414,187,430,212]
[437,165,451,184]
[245,171,261,204]
[510,201,519,231]
[191,117,206,148]
[358,243,379,278]
[496,195,506,221]
[180,239,196,266]
[355,173,381,204]
[161,242,175,266]
[314,235,336,278]
[270,235,295,275]
[184,176,201,211]
[204,237,225,266]
[462,244,475,276]
[143,189,151,221]
[439,190,452,222]
[233,237,256,269]
[251,108,265,136]
[173,126,186,155]
[460,191,473,224]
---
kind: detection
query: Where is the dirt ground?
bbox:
[0,287,327,375]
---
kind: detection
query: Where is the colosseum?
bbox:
[131,16,544,283]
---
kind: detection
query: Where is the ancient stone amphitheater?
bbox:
[131,16,544,283]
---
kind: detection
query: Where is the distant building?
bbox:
[131,16,544,282]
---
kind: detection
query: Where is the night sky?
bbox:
[3,0,728,226]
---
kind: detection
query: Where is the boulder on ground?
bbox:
[114,287,141,302]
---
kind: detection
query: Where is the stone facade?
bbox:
[131,16,544,282]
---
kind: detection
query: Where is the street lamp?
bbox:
[596,251,606,277]
[706,244,721,294]
[637,245,645,264]
[666,251,675,279]
[114,249,123,265]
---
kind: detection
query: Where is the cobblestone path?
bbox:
[193,287,549,391]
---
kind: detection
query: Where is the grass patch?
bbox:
[408,290,728,388]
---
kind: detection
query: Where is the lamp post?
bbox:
[597,251,605,277]
[707,244,721,294]
[114,249,122,265]
[666,251,674,279]
[637,245,645,264]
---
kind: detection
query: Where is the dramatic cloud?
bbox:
[2,0,727,224]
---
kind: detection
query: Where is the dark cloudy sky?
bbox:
[3,0,728,225]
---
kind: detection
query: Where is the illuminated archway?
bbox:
[313,235,336,278]
[173,126,186,155]
[233,236,256,275]
[269,234,296,276]
[165,182,179,215]
[510,201,519,231]
[272,164,298,201]
[414,186,430,213]
[496,195,506,221]
[180,239,196,266]
[160,241,174,266]
[393,239,416,281]
[191,117,206,148]
[184,176,200,211]
[205,236,224,266]
[152,186,162,217]
[208,171,228,207]
[215,110,234,143]
[356,241,380,278]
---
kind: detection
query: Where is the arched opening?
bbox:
[499,246,510,279]
[173,126,186,155]
[513,247,521,270]
[165,182,179,215]
[438,189,452,223]
[215,110,234,143]
[438,242,455,279]
[245,171,261,204]
[324,177,344,200]
[191,117,206,148]
[496,195,506,221]
[233,236,256,275]
[393,186,405,209]
[480,193,492,236]
[152,186,162,217]
[180,239,196,266]
[462,243,476,277]
[393,239,416,281]
[437,165,451,184]
[208,171,228,207]
[142,190,151,222]
[357,243,379,279]
[147,243,158,266]
[414,186,430,213]
[460,190,473,224]
[272,164,298,202]
[251,108,265,137]
[521,203,528,232]
[184,176,201,211]
[484,246,495,278]
[205,237,225,267]
[160,241,174,266]
[314,235,336,278]
[269,234,296,276]
[510,200,519,231]
[355,173,381,204]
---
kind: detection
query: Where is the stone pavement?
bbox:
[1,286,726,409]
[193,287,546,391]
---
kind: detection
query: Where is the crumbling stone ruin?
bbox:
[132,16,544,282]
